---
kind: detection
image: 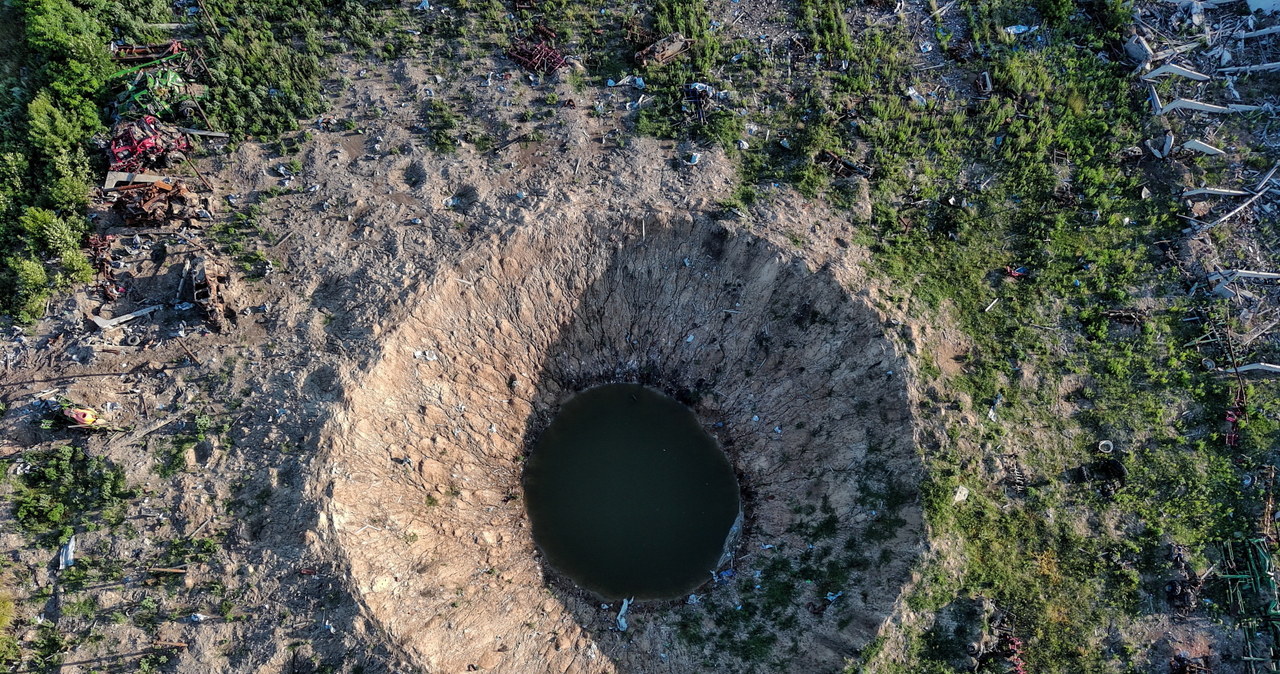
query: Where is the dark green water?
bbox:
[523,384,741,600]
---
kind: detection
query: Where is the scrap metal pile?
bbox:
[109,180,209,228]
[190,257,231,332]
[109,39,186,64]
[635,33,690,66]
[506,40,565,74]
[108,115,191,173]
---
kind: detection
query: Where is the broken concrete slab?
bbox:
[1147,130,1175,158]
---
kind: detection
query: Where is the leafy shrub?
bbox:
[13,445,135,546]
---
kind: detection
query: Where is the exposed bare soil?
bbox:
[0,48,928,673]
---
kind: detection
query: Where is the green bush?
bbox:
[13,445,135,546]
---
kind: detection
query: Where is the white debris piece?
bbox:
[1140,63,1210,81]
[616,597,633,631]
[1181,139,1226,155]
[1159,98,1261,115]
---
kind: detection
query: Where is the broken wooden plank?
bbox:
[1160,98,1261,115]
[85,304,163,331]
[1241,319,1280,346]
[1208,269,1280,283]
[1141,63,1211,81]
[107,412,183,451]
[176,127,231,139]
[1234,25,1280,39]
[1183,187,1252,197]
[1254,162,1279,192]
[1219,61,1280,74]
[1152,41,1202,61]
[102,171,176,190]
[1147,83,1164,116]
[1224,362,1280,375]
[1182,139,1226,155]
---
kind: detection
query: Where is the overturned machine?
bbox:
[188,257,232,333]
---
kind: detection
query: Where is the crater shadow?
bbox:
[513,214,925,672]
[317,211,925,674]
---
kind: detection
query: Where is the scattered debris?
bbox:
[635,33,690,66]
[1001,454,1029,494]
[62,406,109,429]
[109,40,186,63]
[116,68,205,120]
[683,82,717,123]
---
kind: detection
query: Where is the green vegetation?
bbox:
[0,0,404,322]
[0,0,115,321]
[12,445,134,546]
[422,99,460,153]
[573,0,1279,669]
[199,0,403,137]
[0,588,18,664]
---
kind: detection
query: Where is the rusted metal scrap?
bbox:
[190,257,230,332]
[109,40,186,63]
[1101,308,1148,324]
[635,33,690,66]
[108,115,192,173]
[88,234,115,277]
[111,180,208,227]
[817,150,858,178]
[506,41,565,75]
